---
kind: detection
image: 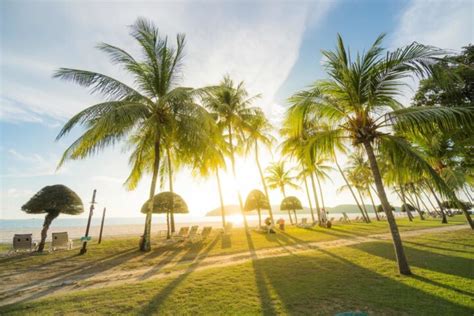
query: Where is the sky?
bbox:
[1,0,473,220]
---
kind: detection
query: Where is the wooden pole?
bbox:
[98,207,106,244]
[80,189,96,255]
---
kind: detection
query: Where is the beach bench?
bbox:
[51,232,73,250]
[172,227,190,241]
[187,225,199,241]
[188,226,213,244]
[297,218,312,228]
[223,222,233,235]
[11,234,36,252]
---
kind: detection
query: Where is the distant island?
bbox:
[205,204,401,216]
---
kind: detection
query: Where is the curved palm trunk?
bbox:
[315,172,326,214]
[427,184,448,224]
[463,186,473,203]
[368,188,380,221]
[282,186,293,225]
[228,124,247,229]
[166,148,176,233]
[293,209,298,224]
[216,169,226,229]
[422,190,438,216]
[38,211,59,252]
[399,186,414,222]
[363,140,411,275]
[334,155,366,219]
[309,173,321,225]
[256,142,274,224]
[409,184,425,220]
[257,207,262,228]
[302,171,316,223]
[140,139,161,252]
[356,188,371,223]
[166,211,170,239]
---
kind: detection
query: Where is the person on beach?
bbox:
[277,218,285,231]
[265,217,276,234]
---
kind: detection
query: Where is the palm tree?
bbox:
[287,34,474,274]
[203,76,261,228]
[266,161,299,224]
[54,19,211,251]
[244,111,276,223]
[297,167,316,223]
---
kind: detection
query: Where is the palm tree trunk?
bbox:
[427,184,448,224]
[315,172,326,213]
[302,172,316,223]
[166,211,170,239]
[404,191,422,220]
[368,188,380,221]
[216,169,226,229]
[293,210,298,224]
[37,211,59,252]
[282,186,293,225]
[399,185,414,222]
[463,185,473,203]
[357,188,371,223]
[422,190,438,215]
[166,148,176,233]
[140,139,161,252]
[256,142,274,224]
[363,140,411,275]
[309,172,321,224]
[228,124,247,228]
[258,207,262,228]
[334,155,366,218]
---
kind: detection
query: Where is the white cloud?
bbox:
[1,149,65,178]
[1,1,335,123]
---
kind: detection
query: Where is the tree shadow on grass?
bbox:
[139,235,220,315]
[138,248,183,281]
[1,247,141,305]
[221,233,232,249]
[350,242,474,279]
[403,240,474,255]
[420,237,474,248]
[246,230,279,315]
[258,245,471,315]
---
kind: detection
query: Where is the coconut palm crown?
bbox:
[54,18,212,251]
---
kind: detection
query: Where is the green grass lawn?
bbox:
[1,227,472,315]
[0,216,472,315]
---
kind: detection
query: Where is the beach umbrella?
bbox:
[141,192,188,238]
[22,184,84,252]
[280,196,303,224]
[244,189,270,227]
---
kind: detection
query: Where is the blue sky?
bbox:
[1,0,473,219]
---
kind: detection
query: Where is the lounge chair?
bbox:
[11,234,36,252]
[342,212,351,223]
[297,218,312,228]
[188,226,213,244]
[223,222,233,235]
[329,217,335,222]
[172,227,190,241]
[187,225,199,240]
[51,232,73,250]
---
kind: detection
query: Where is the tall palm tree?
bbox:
[243,111,276,223]
[287,34,474,274]
[297,167,316,223]
[265,161,299,224]
[54,19,211,251]
[203,76,260,228]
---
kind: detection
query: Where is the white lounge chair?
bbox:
[51,232,73,250]
[12,234,35,252]
[172,227,190,241]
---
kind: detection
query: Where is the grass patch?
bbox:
[0,218,472,315]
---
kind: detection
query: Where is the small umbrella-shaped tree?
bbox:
[280,196,303,225]
[244,189,270,228]
[140,192,188,239]
[22,185,84,252]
